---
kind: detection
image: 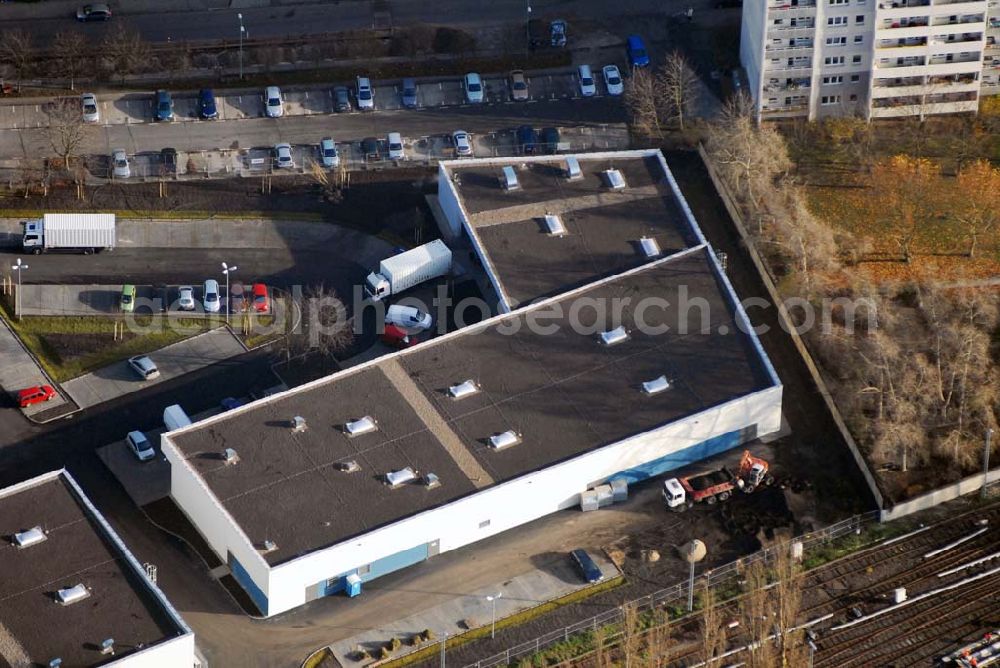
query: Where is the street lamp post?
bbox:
[238,13,245,80]
[11,257,27,321]
[525,1,532,55]
[486,593,502,639]
[222,262,238,325]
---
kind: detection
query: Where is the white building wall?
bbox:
[436,163,464,239]
[110,634,196,668]
[741,0,769,110]
[263,385,782,616]
[162,437,271,605]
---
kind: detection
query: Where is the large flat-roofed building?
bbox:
[0,470,195,667]
[162,150,783,617]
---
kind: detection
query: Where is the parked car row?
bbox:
[81,88,218,124]
[117,281,269,313]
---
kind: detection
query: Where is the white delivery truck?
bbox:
[22,213,116,254]
[364,239,452,301]
[163,404,192,432]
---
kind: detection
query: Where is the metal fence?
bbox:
[462,510,881,668]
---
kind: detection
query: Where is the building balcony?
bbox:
[878,0,930,7]
[768,25,816,38]
[933,0,987,5]
[930,32,983,44]
[930,14,986,27]
[769,0,816,8]
[871,95,978,116]
[765,42,815,53]
[877,36,929,47]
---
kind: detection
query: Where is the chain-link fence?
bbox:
[462,510,881,668]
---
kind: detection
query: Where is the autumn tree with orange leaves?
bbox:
[867,155,940,264]
[954,160,1000,258]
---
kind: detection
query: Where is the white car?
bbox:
[274,143,294,169]
[464,72,484,103]
[603,65,624,96]
[386,304,433,332]
[387,132,404,160]
[126,430,155,462]
[111,149,130,179]
[356,76,374,110]
[203,279,221,313]
[264,86,284,118]
[578,65,597,97]
[127,355,159,380]
[452,130,472,157]
[320,137,340,168]
[177,285,195,311]
[81,93,99,123]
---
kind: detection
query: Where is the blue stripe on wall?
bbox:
[366,543,429,581]
[610,427,755,485]
[229,553,268,615]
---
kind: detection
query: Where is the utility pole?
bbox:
[982,427,994,500]
[439,632,447,668]
[222,262,238,325]
[11,258,27,321]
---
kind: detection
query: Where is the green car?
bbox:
[120,284,136,312]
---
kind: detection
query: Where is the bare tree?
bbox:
[620,602,641,668]
[657,50,699,132]
[101,24,151,84]
[625,67,662,138]
[644,607,672,668]
[276,283,355,363]
[867,155,940,263]
[53,31,89,91]
[44,98,94,168]
[0,30,33,92]
[699,581,726,667]
[954,160,1000,258]
[740,560,775,668]
[772,546,805,666]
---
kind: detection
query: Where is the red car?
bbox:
[252,283,269,313]
[18,385,56,408]
[381,324,420,349]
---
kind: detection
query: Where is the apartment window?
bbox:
[773,18,784,25]
[853,55,862,63]
[825,55,846,65]
[855,15,865,24]
[829,0,848,4]
[827,36,848,46]
[821,95,841,105]
[479,519,491,529]
[828,16,848,26]
[854,35,864,44]
[823,75,844,84]
[849,94,858,101]
[851,74,861,82]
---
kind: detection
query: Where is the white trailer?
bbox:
[364,239,452,300]
[22,213,116,254]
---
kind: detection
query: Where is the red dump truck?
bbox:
[662,450,773,511]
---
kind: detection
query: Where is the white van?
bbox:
[163,404,192,432]
[385,304,433,332]
[578,65,596,97]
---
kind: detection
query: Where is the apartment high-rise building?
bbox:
[741,0,1000,120]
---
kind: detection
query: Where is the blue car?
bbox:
[626,35,650,68]
[155,90,173,121]
[401,78,418,109]
[570,549,604,584]
[198,88,218,119]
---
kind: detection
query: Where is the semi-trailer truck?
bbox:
[364,239,452,301]
[21,213,116,254]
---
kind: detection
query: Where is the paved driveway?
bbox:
[62,327,247,409]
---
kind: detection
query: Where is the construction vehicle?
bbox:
[662,450,773,511]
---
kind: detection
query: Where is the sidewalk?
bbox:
[327,551,620,667]
[0,0,233,22]
[0,315,72,418]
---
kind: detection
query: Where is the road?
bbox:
[0,0,676,44]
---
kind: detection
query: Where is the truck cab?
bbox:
[662,478,686,509]
[21,221,42,252]
[365,272,390,300]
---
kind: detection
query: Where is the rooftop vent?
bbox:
[638,237,661,258]
[222,448,239,465]
[386,467,417,487]
[13,526,47,549]
[564,156,582,180]
[489,430,521,451]
[599,326,629,346]
[604,169,626,190]
[55,584,90,606]
[448,380,480,399]
[543,214,566,236]
[345,416,377,437]
[260,539,278,553]
[423,473,441,490]
[291,416,307,432]
[501,166,520,191]
[335,460,360,473]
[642,376,671,395]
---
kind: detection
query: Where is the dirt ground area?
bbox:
[1,169,440,242]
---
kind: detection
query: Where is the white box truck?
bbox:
[163,404,192,432]
[21,213,116,254]
[364,239,452,301]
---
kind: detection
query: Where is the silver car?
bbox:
[264,86,284,118]
[320,137,340,168]
[126,430,155,462]
[177,285,195,311]
[111,149,130,179]
[274,143,294,169]
[127,355,159,380]
[452,130,472,157]
[81,93,99,123]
